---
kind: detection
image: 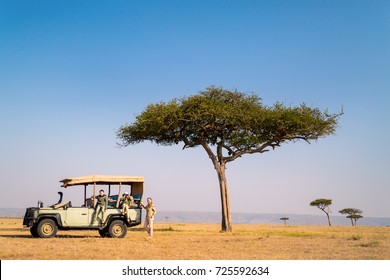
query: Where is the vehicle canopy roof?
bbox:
[60,175,144,188]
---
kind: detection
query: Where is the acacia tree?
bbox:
[117,86,341,232]
[339,208,363,226]
[310,198,333,226]
[280,217,289,226]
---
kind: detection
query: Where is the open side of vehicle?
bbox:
[23,175,144,238]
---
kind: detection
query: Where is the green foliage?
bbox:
[347,214,363,220]
[117,86,341,161]
[309,198,332,209]
[339,208,362,215]
[339,208,363,226]
[310,198,333,226]
[280,217,289,225]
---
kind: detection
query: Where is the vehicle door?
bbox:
[64,207,89,226]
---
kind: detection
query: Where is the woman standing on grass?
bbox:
[140,197,156,238]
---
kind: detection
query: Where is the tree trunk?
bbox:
[201,143,233,232]
[325,212,332,226]
[215,163,232,232]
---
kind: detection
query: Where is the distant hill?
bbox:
[0,208,26,218]
[2,208,389,226]
[155,210,390,226]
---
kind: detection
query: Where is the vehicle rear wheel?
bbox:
[37,219,58,238]
[108,220,127,238]
[30,225,39,237]
[98,228,109,238]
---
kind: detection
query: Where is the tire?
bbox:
[108,220,127,238]
[37,219,58,238]
[98,228,109,238]
[30,225,39,238]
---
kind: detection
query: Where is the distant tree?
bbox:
[347,214,363,226]
[339,208,363,226]
[117,86,342,232]
[280,217,289,226]
[310,198,332,226]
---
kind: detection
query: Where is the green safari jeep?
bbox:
[23,175,144,238]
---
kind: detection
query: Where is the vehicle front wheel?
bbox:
[98,228,109,238]
[108,220,127,238]
[37,219,58,238]
[30,225,39,238]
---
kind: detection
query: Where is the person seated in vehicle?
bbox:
[120,192,134,222]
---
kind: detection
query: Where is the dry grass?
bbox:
[1,218,390,260]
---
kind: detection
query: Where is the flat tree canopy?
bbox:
[339,208,363,226]
[117,86,341,232]
[310,198,333,226]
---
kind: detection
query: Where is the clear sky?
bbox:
[1,0,389,218]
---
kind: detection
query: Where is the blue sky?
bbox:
[1,0,389,218]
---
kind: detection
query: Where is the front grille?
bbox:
[23,207,38,227]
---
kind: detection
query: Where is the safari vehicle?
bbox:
[23,175,144,238]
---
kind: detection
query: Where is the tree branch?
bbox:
[201,142,219,168]
[222,144,236,157]
[217,142,223,164]
[224,141,279,163]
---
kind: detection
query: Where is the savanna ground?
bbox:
[1,218,390,260]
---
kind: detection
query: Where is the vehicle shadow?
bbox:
[0,228,28,232]
[0,234,101,239]
[54,235,101,239]
[0,234,32,238]
[0,228,101,239]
